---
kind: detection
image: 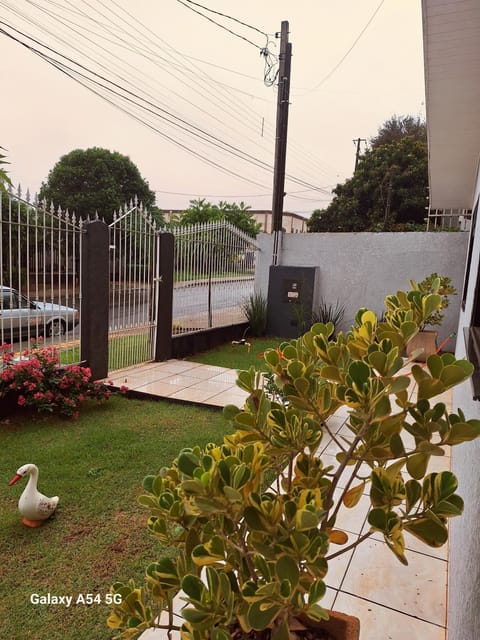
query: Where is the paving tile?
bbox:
[206,389,249,407]
[332,592,446,640]
[340,538,447,626]
[135,379,188,396]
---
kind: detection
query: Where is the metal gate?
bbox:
[108,204,161,371]
[171,220,258,334]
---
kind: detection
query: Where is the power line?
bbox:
[0,0,342,194]
[176,0,263,50]
[175,0,279,86]
[0,19,332,196]
[297,0,386,95]
[19,0,341,184]
[178,0,269,38]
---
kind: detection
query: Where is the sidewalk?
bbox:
[108,359,450,640]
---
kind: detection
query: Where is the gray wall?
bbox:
[255,231,468,349]
[450,187,480,640]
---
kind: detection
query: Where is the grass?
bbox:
[0,396,232,640]
[188,336,286,371]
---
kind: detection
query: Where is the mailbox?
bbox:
[266,266,319,338]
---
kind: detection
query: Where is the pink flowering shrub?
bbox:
[0,342,112,418]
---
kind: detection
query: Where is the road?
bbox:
[6,279,254,353]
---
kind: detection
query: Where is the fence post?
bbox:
[80,220,109,379]
[154,232,174,361]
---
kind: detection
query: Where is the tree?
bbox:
[0,146,12,193]
[307,116,428,232]
[39,147,163,224]
[174,198,261,237]
[370,114,426,149]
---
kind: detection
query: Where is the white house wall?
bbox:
[449,179,480,640]
[255,232,468,349]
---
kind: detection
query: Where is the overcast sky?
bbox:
[0,0,425,217]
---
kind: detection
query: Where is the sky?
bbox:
[0,0,426,218]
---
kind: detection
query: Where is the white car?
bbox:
[0,286,79,341]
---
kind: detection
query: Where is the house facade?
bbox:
[422,2,480,638]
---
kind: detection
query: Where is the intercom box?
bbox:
[266,265,320,338]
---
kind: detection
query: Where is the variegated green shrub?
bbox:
[108,281,479,640]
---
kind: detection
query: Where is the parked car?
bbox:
[0,286,79,341]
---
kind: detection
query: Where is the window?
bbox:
[463,198,480,399]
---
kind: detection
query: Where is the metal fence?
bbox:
[1,189,260,375]
[0,187,82,363]
[426,208,472,230]
[171,220,258,334]
[108,204,161,371]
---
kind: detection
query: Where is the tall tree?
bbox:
[308,116,428,232]
[175,198,261,237]
[39,147,163,224]
[370,114,426,149]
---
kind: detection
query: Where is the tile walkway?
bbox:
[108,359,451,640]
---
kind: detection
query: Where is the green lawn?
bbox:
[189,336,286,371]
[0,396,232,640]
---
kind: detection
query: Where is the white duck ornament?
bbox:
[8,464,59,527]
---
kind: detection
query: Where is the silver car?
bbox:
[0,286,79,341]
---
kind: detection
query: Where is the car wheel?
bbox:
[46,319,67,337]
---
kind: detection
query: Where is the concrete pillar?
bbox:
[80,220,109,380]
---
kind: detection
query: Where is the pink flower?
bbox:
[17,395,26,406]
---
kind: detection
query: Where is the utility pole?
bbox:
[271,20,292,265]
[353,138,367,172]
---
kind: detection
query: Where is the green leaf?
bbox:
[320,365,342,383]
[405,479,422,513]
[177,451,201,477]
[404,514,448,547]
[223,404,240,421]
[426,354,443,379]
[349,361,370,386]
[400,321,418,342]
[369,351,387,374]
[305,603,330,622]
[440,363,474,388]
[191,536,225,566]
[422,294,442,321]
[406,453,429,480]
[417,379,445,401]
[137,495,159,509]
[181,575,204,601]
[308,579,326,606]
[368,508,388,531]
[433,471,457,502]
[287,360,305,380]
[276,555,299,587]
[296,508,320,531]
[247,601,282,630]
[434,495,464,518]
[294,377,310,395]
[444,421,480,445]
[244,506,267,531]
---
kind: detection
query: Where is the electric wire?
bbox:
[0,0,339,201]
[298,0,386,95]
[175,0,262,50]
[71,0,339,183]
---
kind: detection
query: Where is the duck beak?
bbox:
[8,474,22,486]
